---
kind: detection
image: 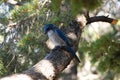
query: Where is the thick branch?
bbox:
[86,16,118,24]
[83,10,118,25]
[1,49,72,80]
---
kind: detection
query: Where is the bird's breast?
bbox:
[47,30,66,46]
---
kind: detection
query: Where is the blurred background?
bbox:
[0,0,120,80]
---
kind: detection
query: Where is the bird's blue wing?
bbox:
[53,26,80,62]
[55,28,71,46]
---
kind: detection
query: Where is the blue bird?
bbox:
[43,24,80,63]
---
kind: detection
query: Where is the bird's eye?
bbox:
[47,26,53,31]
[47,27,51,31]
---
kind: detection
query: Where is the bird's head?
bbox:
[43,24,55,34]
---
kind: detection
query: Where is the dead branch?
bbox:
[83,10,118,25]
[86,16,118,24]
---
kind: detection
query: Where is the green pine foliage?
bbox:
[80,33,120,73]
[51,0,61,13]
[51,0,102,16]
[0,0,49,75]
[79,0,102,10]
[12,1,40,21]
[0,58,7,76]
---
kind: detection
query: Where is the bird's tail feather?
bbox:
[67,46,80,63]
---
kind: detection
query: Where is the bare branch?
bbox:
[86,16,118,24]
[84,10,90,19]
[82,10,118,25]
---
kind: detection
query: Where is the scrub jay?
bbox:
[43,24,80,63]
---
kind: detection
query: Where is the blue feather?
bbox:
[55,29,71,46]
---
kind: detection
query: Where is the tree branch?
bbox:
[86,16,118,24]
[1,48,72,80]
[83,11,118,25]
